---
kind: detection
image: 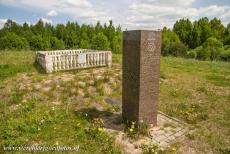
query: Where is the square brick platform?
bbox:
[100,104,190,154]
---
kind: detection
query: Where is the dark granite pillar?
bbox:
[122,30,161,126]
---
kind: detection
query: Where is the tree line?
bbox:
[162,17,230,61]
[0,17,230,61]
[0,19,122,53]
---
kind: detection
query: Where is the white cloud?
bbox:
[0,0,92,10]
[220,9,230,25]
[0,0,108,25]
[0,0,230,29]
[40,18,52,24]
[47,10,57,16]
[0,19,7,29]
[126,1,230,29]
[144,0,196,7]
[57,0,92,8]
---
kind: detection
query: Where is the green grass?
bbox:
[0,98,119,153]
[0,51,230,153]
[159,57,230,153]
[0,51,36,79]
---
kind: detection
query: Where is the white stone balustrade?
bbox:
[36,49,112,73]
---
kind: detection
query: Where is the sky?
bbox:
[0,0,230,30]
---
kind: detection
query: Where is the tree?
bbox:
[224,45,230,50]
[104,20,115,43]
[92,32,110,50]
[196,46,211,61]
[111,34,122,53]
[210,18,225,41]
[21,23,33,42]
[44,23,54,38]
[63,21,80,48]
[30,35,50,50]
[32,19,45,35]
[190,21,202,48]
[202,37,223,61]
[224,35,230,45]
[173,18,193,47]
[186,50,197,59]
[80,40,91,49]
[79,24,91,49]
[165,42,188,57]
[226,23,230,35]
[22,22,30,31]
[0,19,123,52]
[95,21,103,34]
[50,37,65,50]
[55,24,66,40]
[220,49,230,61]
[197,17,213,44]
[162,27,185,56]
[0,32,29,50]
[4,19,22,35]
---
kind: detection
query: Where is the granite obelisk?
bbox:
[122,30,161,126]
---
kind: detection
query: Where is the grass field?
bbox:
[0,51,230,153]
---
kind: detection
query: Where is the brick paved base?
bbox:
[149,111,189,148]
[100,108,190,154]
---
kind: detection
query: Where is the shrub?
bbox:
[50,37,65,50]
[80,40,91,49]
[163,42,188,57]
[91,33,110,50]
[224,45,230,50]
[187,50,197,59]
[220,49,230,61]
[171,42,188,57]
[162,29,180,56]
[196,47,211,61]
[224,35,230,45]
[202,37,223,61]
[30,35,50,50]
[0,32,29,50]
[111,35,122,53]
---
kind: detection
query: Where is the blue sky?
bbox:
[0,0,230,29]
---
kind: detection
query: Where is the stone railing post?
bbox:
[36,50,112,73]
[107,51,112,67]
[45,55,53,73]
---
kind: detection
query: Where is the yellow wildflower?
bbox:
[98,128,103,132]
[129,128,134,132]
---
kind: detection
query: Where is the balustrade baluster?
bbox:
[37,50,112,73]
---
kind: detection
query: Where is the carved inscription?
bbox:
[144,32,156,53]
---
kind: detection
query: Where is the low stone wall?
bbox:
[36,49,112,73]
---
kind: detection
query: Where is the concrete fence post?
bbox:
[107,51,112,67]
[45,55,53,73]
